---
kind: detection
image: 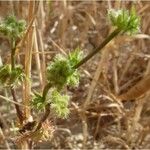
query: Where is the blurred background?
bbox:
[0,1,150,149]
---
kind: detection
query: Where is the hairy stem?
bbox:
[35,83,52,131]
[35,104,50,131]
[10,88,24,123]
[10,38,24,124]
[33,29,121,131]
[42,82,52,102]
[11,39,16,70]
[73,28,121,69]
[34,29,121,130]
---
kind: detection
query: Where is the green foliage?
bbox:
[108,7,140,34]
[31,92,46,110]
[0,65,25,86]
[68,48,82,67]
[47,54,72,89]
[47,48,82,89]
[31,88,70,118]
[10,65,25,85]
[50,88,69,118]
[0,15,26,40]
[0,64,11,85]
[67,70,80,87]
[30,49,82,118]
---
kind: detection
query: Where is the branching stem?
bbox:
[35,28,121,131]
[35,83,52,131]
[42,82,52,102]
[73,28,121,69]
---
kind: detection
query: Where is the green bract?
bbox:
[108,7,140,34]
[32,49,82,118]
[47,49,82,89]
[31,92,46,110]
[50,88,70,118]
[31,88,70,118]
[68,48,82,67]
[0,15,26,40]
[10,65,25,86]
[0,65,25,86]
[0,65,11,85]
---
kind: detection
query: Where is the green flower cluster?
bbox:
[0,64,25,87]
[31,49,82,118]
[108,7,140,34]
[0,15,26,40]
[47,48,82,89]
[50,88,70,118]
[31,88,69,118]
[31,92,46,110]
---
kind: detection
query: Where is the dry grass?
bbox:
[0,1,150,149]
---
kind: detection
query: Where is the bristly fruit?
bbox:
[31,88,70,118]
[49,88,70,118]
[108,7,140,34]
[0,15,26,41]
[31,92,46,111]
[47,48,82,89]
[0,64,25,87]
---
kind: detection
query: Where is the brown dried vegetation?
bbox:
[0,1,150,149]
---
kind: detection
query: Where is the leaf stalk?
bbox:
[73,28,121,69]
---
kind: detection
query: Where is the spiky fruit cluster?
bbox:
[31,49,82,118]
[0,15,26,40]
[47,48,82,89]
[0,64,25,87]
[108,7,140,34]
[49,88,70,118]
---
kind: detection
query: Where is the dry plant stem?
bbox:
[128,61,150,144]
[37,29,46,88]
[119,74,150,101]
[21,1,35,149]
[15,2,39,56]
[15,102,51,144]
[33,22,43,87]
[34,1,46,87]
[16,15,36,55]
[0,113,9,130]
[112,53,119,94]
[74,29,120,146]
[0,128,11,150]
[23,0,34,120]
[73,28,121,69]
[84,48,111,108]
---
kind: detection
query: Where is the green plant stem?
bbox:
[35,83,52,131]
[10,88,24,123]
[11,39,16,70]
[34,29,121,131]
[73,28,121,69]
[35,104,50,131]
[42,82,52,101]
[10,38,24,124]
